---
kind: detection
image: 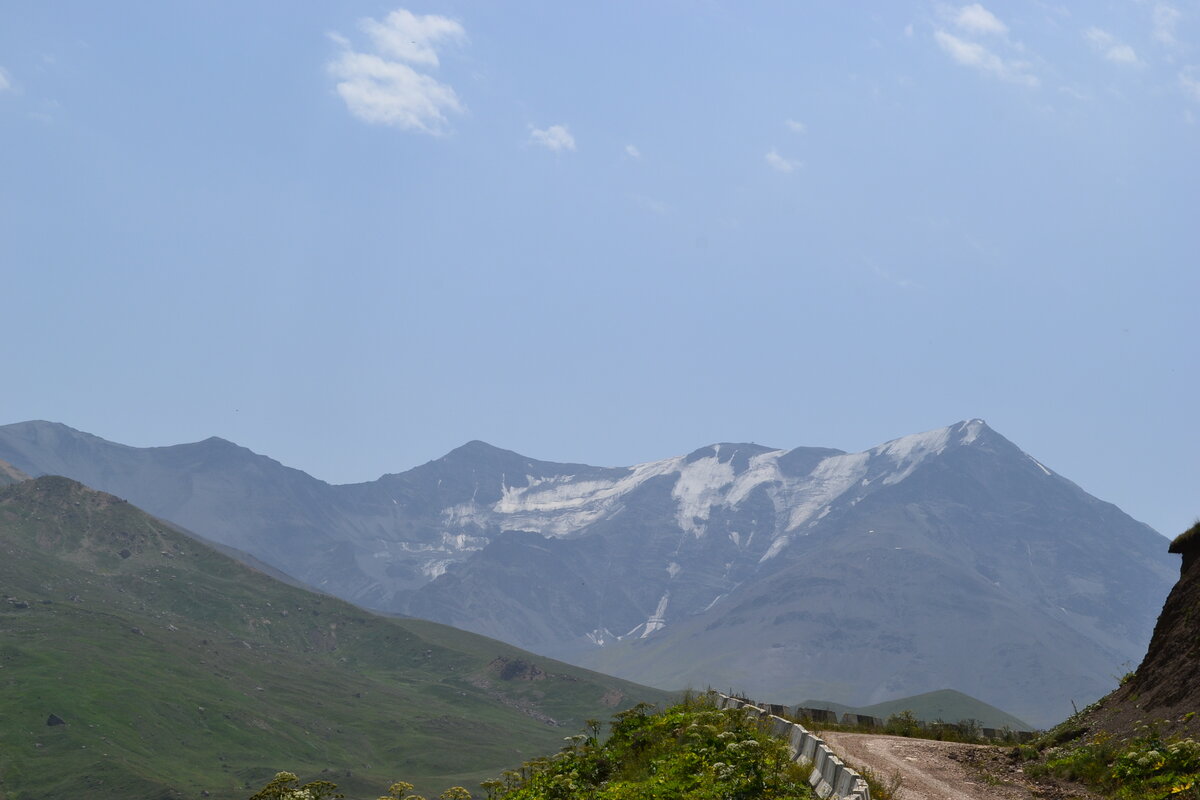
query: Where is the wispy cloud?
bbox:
[868,259,917,290]
[0,67,11,92]
[530,124,575,152]
[1152,4,1182,46]
[934,30,1038,86]
[1181,66,1200,102]
[327,8,466,135]
[1084,27,1139,65]
[952,3,1008,36]
[765,148,802,173]
[625,144,641,158]
[631,194,668,215]
[360,9,464,67]
[785,119,807,134]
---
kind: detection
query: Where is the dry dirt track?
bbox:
[819,732,1037,800]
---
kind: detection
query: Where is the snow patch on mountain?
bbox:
[782,451,872,531]
[639,592,670,638]
[875,426,952,486]
[430,422,990,574]
[672,454,737,535]
[1029,456,1053,476]
[726,450,786,506]
[760,534,791,562]
[445,457,683,536]
[960,418,986,444]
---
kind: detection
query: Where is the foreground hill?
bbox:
[0,420,1175,727]
[0,477,672,800]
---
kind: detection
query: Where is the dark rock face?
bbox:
[0,419,1176,728]
[46,714,66,726]
[1078,522,1200,739]
[1168,520,1200,574]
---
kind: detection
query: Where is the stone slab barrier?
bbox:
[715,693,872,800]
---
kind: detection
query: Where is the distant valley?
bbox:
[0,419,1176,728]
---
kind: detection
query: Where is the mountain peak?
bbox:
[450,439,514,456]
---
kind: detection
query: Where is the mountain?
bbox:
[0,419,1176,728]
[0,476,672,800]
[0,457,28,486]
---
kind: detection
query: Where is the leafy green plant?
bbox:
[248,771,344,800]
[244,775,476,800]
[853,763,903,800]
[883,710,922,738]
[483,694,815,799]
[1035,727,1200,799]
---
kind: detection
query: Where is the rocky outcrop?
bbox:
[1081,520,1200,739]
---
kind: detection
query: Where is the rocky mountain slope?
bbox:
[0,457,28,485]
[0,419,1175,728]
[1074,520,1200,740]
[0,476,671,799]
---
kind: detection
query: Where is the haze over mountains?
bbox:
[0,419,1175,728]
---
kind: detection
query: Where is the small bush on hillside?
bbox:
[482,694,814,799]
[245,773,473,800]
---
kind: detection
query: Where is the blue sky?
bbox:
[1,2,1196,536]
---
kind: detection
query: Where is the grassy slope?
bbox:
[798,689,1034,731]
[0,477,673,800]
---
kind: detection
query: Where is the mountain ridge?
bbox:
[0,418,1174,727]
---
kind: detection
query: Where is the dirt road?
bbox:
[819,732,1038,800]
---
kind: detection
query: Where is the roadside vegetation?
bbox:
[1015,708,1200,799]
[246,694,818,799]
[480,695,814,800]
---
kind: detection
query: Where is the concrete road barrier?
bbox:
[718,692,872,800]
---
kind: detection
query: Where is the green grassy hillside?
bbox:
[0,477,673,800]
[799,688,1033,731]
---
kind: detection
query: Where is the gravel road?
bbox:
[819,732,1037,800]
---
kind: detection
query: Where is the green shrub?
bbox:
[1039,728,1200,799]
[484,694,814,799]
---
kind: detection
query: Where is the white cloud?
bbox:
[1084,27,1140,65]
[0,67,11,92]
[625,144,641,158]
[785,119,807,133]
[1152,4,1181,46]
[327,8,466,135]
[904,23,915,37]
[361,9,464,67]
[530,124,575,152]
[934,30,1038,86]
[1181,66,1200,102]
[765,148,802,173]
[953,4,1008,35]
